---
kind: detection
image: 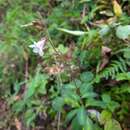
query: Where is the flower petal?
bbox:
[38,50,44,56]
[29,38,46,56]
[33,47,39,53]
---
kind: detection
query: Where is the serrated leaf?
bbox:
[80,72,94,82]
[80,83,94,97]
[24,73,48,99]
[52,97,64,111]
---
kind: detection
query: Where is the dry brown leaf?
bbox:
[63,43,75,62]
[45,64,64,75]
[14,95,21,101]
[32,20,44,31]
[98,46,112,71]
[21,20,44,31]
[101,46,111,56]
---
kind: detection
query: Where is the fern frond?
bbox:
[97,57,127,80]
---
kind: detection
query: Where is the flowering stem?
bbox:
[46,30,62,57]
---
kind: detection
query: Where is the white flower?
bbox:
[29,38,46,56]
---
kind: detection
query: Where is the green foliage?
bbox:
[96,57,127,81]
[104,119,122,130]
[116,72,130,81]
[12,69,49,126]
[52,97,64,111]
[25,71,48,99]
[100,110,122,130]
[100,110,112,125]
[1,0,130,130]
[101,94,120,112]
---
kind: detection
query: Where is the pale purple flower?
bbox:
[29,38,46,56]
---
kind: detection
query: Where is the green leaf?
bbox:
[72,116,82,130]
[116,72,130,81]
[93,123,103,130]
[86,99,105,108]
[24,109,36,127]
[77,107,87,126]
[62,88,80,107]
[12,100,25,113]
[80,83,96,99]
[52,97,64,111]
[84,116,94,130]
[99,110,112,125]
[105,119,122,130]
[107,101,120,112]
[116,25,130,39]
[115,84,130,93]
[58,28,87,36]
[102,94,111,103]
[57,44,68,54]
[25,85,35,99]
[102,94,119,112]
[82,92,97,98]
[80,72,94,82]
[65,109,78,124]
[24,73,48,99]
[123,48,130,59]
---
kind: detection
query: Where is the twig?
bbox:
[81,4,90,31]
[57,112,61,130]
[46,30,62,57]
[25,59,29,81]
